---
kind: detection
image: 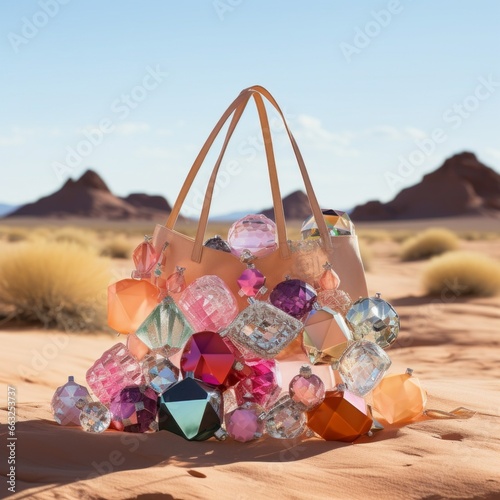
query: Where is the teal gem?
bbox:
[158,377,223,441]
[135,296,194,354]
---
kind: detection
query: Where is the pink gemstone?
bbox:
[86,343,145,404]
[51,376,92,426]
[178,275,238,332]
[237,268,266,297]
[132,239,158,278]
[110,386,158,433]
[225,406,264,442]
[227,214,277,258]
[270,279,317,319]
[289,373,326,410]
[234,358,282,409]
[180,331,236,388]
[166,269,186,294]
[318,268,340,291]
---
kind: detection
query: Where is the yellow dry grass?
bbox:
[100,234,133,259]
[0,241,110,330]
[422,251,500,297]
[400,228,459,261]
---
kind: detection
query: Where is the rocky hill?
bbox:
[351,152,500,220]
[262,190,312,221]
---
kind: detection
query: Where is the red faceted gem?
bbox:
[237,267,266,297]
[180,331,236,388]
[132,239,158,279]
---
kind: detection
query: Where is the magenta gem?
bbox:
[225,405,264,442]
[180,331,236,388]
[237,268,266,297]
[270,279,317,319]
[110,385,158,433]
[234,358,282,409]
[227,214,277,258]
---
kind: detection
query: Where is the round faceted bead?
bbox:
[265,395,307,439]
[289,369,326,410]
[110,386,158,433]
[132,238,158,279]
[346,294,400,349]
[306,390,372,442]
[234,358,282,409]
[317,289,352,317]
[142,351,180,394]
[79,401,111,433]
[225,403,265,442]
[178,275,238,332]
[51,376,92,426]
[372,371,427,424]
[270,279,317,319]
[227,214,277,258]
[180,331,236,388]
[301,209,354,239]
[237,267,266,297]
[204,235,231,253]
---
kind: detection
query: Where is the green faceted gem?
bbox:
[158,377,222,441]
[135,296,194,353]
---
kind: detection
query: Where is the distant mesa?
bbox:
[262,190,312,221]
[6,169,172,220]
[351,152,500,221]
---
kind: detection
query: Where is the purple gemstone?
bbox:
[269,279,317,319]
[110,386,158,433]
[237,268,266,297]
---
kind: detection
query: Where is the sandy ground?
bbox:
[1,228,500,500]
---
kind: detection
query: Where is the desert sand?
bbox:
[1,228,500,500]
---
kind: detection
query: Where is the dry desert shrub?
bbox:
[0,226,31,242]
[390,230,414,244]
[53,227,97,251]
[422,251,500,297]
[357,229,391,244]
[457,230,500,241]
[100,234,133,259]
[400,228,459,261]
[0,240,110,330]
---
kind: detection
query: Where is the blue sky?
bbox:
[1,0,499,217]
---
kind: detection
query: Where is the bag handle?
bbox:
[167,86,333,262]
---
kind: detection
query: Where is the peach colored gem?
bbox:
[372,371,427,424]
[318,268,340,291]
[126,333,150,361]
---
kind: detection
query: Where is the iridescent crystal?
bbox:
[132,237,158,279]
[51,376,92,426]
[180,331,236,388]
[227,214,277,258]
[237,267,266,297]
[221,301,303,359]
[372,370,427,424]
[269,279,317,319]
[86,343,145,404]
[346,294,400,349]
[317,289,352,317]
[338,340,392,397]
[302,307,353,364]
[179,275,238,332]
[159,377,223,441]
[289,367,325,410]
[225,403,265,442]
[301,209,354,239]
[142,351,180,394]
[234,358,282,409]
[135,296,194,354]
[265,395,307,439]
[204,235,231,253]
[110,386,158,433]
[107,278,159,334]
[79,401,111,433]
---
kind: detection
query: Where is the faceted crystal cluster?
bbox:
[270,279,317,319]
[79,401,111,433]
[227,214,277,258]
[221,301,303,359]
[142,351,180,394]
[51,376,92,426]
[264,395,307,439]
[204,235,231,253]
[110,386,158,433]
[179,275,238,332]
[86,343,145,404]
[346,294,400,349]
[301,209,354,239]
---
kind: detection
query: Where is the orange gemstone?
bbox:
[107,279,159,334]
[372,371,427,424]
[318,268,340,291]
[307,390,372,442]
[126,333,150,361]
